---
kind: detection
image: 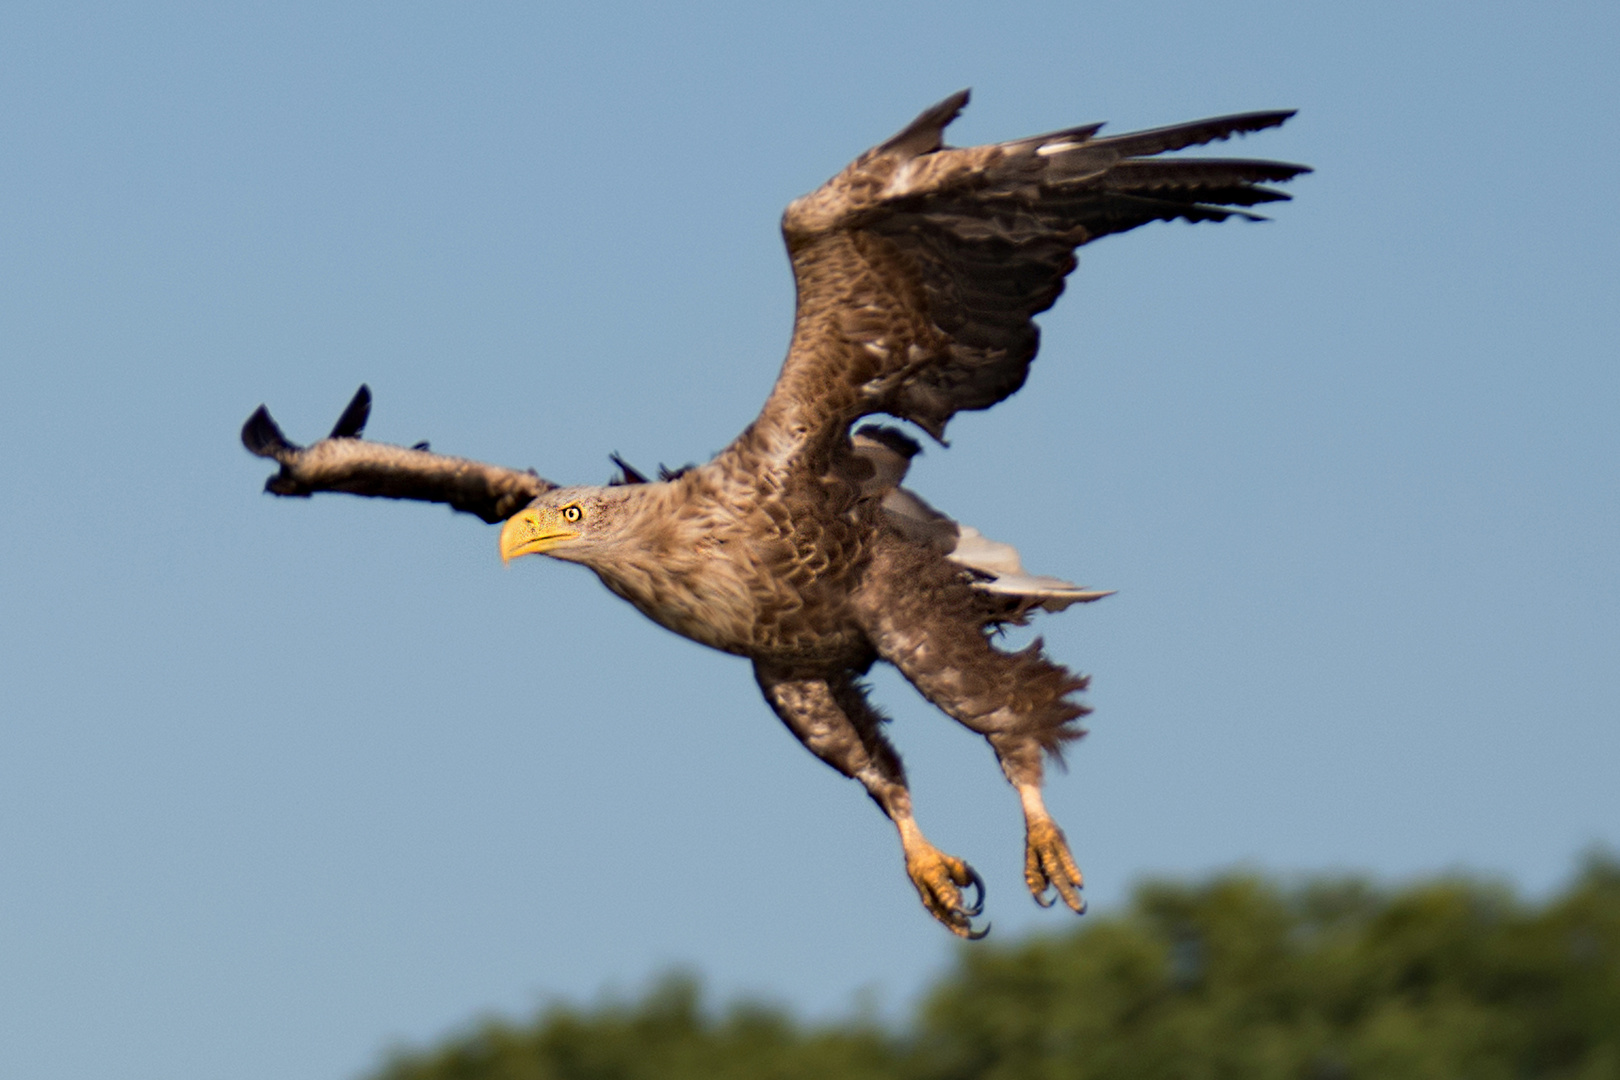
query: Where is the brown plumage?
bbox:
[242,91,1307,936]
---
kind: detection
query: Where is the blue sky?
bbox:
[2,2,1616,1078]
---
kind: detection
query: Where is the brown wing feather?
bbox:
[243,386,554,524]
[740,91,1309,460]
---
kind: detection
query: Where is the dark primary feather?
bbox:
[240,405,297,459]
[1083,110,1297,156]
[609,453,650,485]
[327,384,372,439]
[874,88,970,157]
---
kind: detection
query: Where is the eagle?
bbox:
[242,91,1306,937]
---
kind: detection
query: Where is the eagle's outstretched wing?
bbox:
[740,90,1308,464]
[242,385,553,523]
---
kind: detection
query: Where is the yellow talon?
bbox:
[1025,816,1085,914]
[903,838,988,938]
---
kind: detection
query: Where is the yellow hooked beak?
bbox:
[499,507,581,564]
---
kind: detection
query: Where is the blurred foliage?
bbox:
[370,855,1620,1080]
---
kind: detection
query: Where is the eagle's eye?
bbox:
[562,504,583,524]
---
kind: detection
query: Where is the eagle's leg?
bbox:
[1017,783,1086,912]
[856,544,1090,914]
[754,662,987,938]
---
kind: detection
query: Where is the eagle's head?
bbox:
[498,484,657,566]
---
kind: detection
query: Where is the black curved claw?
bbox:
[964,919,991,941]
[328,384,372,439]
[961,864,986,918]
[1032,884,1056,909]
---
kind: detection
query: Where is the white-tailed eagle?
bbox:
[243,91,1307,935]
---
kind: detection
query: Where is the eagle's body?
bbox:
[243,92,1306,935]
[579,461,870,663]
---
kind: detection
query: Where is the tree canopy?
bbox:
[371,857,1620,1080]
